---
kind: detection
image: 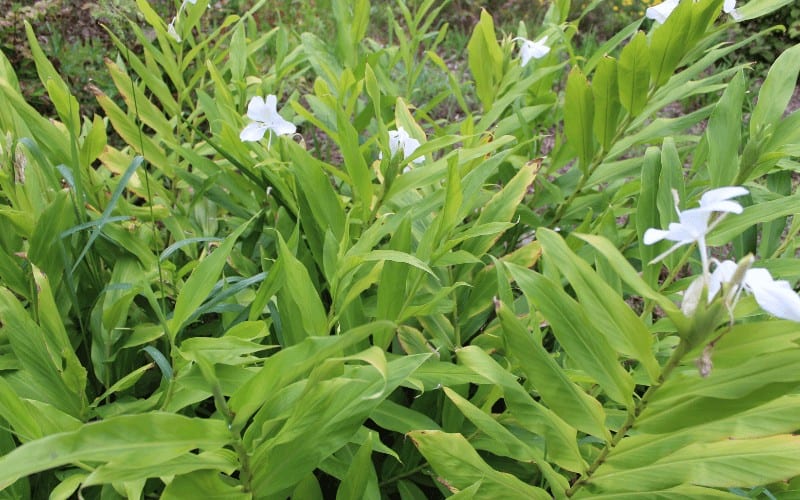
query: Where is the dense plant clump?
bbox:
[1,0,800,498]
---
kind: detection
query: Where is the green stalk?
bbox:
[566,340,690,496]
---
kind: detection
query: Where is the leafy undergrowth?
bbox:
[1,0,800,498]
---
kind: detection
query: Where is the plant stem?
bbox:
[211,382,253,492]
[566,340,689,496]
[550,115,635,226]
[378,463,430,488]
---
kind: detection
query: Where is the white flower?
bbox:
[514,36,550,67]
[387,127,424,165]
[741,268,800,321]
[646,0,680,23]
[240,95,296,146]
[723,0,742,21]
[167,19,181,42]
[643,186,748,266]
[647,0,740,24]
[168,0,198,43]
[705,260,800,322]
[697,186,748,213]
[643,207,712,248]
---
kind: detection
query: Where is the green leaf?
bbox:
[617,31,649,116]
[0,377,82,442]
[648,0,693,87]
[507,264,635,407]
[637,147,662,283]
[461,159,538,256]
[24,22,80,133]
[162,470,250,499]
[706,69,745,188]
[228,324,384,428]
[287,142,346,242]
[442,386,570,495]
[274,233,329,345]
[408,430,551,499]
[0,287,86,419]
[737,0,797,20]
[229,23,247,82]
[467,9,504,111]
[350,250,435,278]
[376,217,412,331]
[537,229,660,381]
[93,88,171,171]
[496,300,610,440]
[565,67,596,172]
[750,43,800,137]
[336,432,379,500]
[575,234,681,314]
[29,191,75,284]
[656,137,685,229]
[709,192,800,246]
[168,218,252,337]
[248,354,430,496]
[456,346,586,472]
[592,56,621,152]
[0,413,230,489]
[84,450,238,487]
[587,435,800,493]
[104,59,174,141]
[574,485,739,498]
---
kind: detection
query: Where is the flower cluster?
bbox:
[239,28,555,155]
[646,0,741,23]
[645,186,800,322]
[239,96,427,167]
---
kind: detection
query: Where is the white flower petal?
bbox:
[698,186,748,213]
[673,209,711,241]
[402,136,421,159]
[242,95,295,144]
[246,96,270,122]
[742,268,775,290]
[388,126,424,163]
[722,0,736,14]
[168,20,181,42]
[708,260,738,299]
[239,122,267,142]
[739,268,800,321]
[750,280,800,321]
[643,228,670,245]
[517,36,550,67]
[703,200,744,214]
[388,128,408,157]
[265,114,297,136]
[682,275,706,316]
[646,0,680,23]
